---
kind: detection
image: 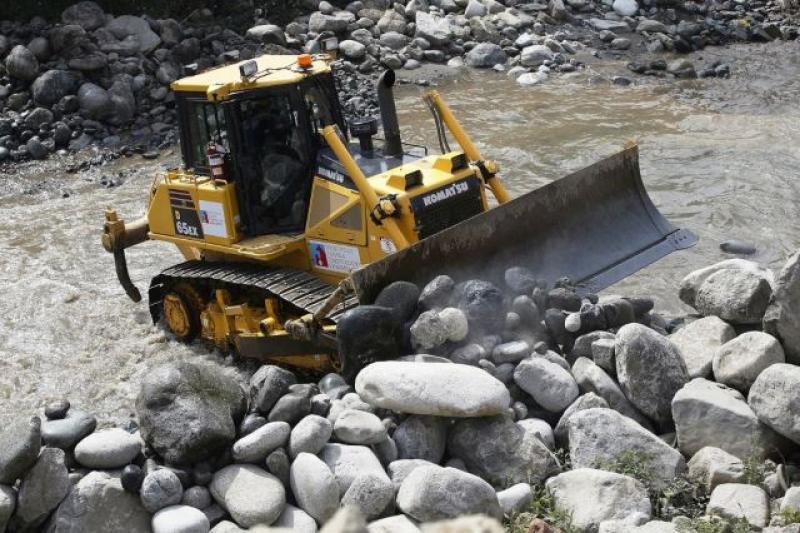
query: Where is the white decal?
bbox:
[421,180,470,207]
[176,221,199,237]
[199,200,228,238]
[380,237,397,254]
[310,240,362,273]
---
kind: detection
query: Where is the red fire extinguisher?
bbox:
[206,141,228,182]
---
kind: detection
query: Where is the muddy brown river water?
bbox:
[0,41,798,426]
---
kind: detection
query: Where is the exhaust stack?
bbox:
[377,70,403,158]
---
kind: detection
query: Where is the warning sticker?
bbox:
[310,241,362,273]
[199,201,228,238]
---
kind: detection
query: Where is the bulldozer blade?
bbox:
[350,145,697,303]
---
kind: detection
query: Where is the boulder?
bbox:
[397,465,502,522]
[337,306,401,382]
[74,428,142,469]
[15,447,70,531]
[77,82,113,120]
[211,465,285,528]
[571,357,652,429]
[0,416,41,485]
[62,1,107,30]
[764,251,800,364]
[707,483,769,529]
[106,15,162,54]
[5,45,39,81]
[333,409,387,445]
[136,362,246,465]
[232,421,290,463]
[368,514,421,533]
[355,361,509,417]
[669,317,735,379]
[520,45,554,67]
[290,452,339,524]
[568,408,686,490]
[32,70,81,107]
[309,12,350,33]
[687,447,745,490]
[636,19,668,33]
[615,324,689,426]
[712,332,785,392]
[274,504,316,532]
[554,393,609,445]
[48,471,151,532]
[516,418,555,450]
[419,275,455,311]
[679,259,773,324]
[465,43,507,68]
[141,469,183,513]
[394,415,447,463]
[339,40,367,60]
[415,12,454,47]
[447,415,560,488]
[289,415,333,459]
[546,469,651,532]
[341,473,394,520]
[108,79,136,125]
[672,378,781,459]
[748,364,800,445]
[613,0,639,15]
[42,409,95,449]
[374,281,420,323]
[152,505,209,533]
[782,487,800,513]
[245,25,286,46]
[497,483,533,515]
[250,365,297,414]
[49,25,87,54]
[320,443,389,496]
[514,358,579,413]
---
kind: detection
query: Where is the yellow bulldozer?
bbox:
[102,50,697,375]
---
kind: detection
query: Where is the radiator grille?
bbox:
[410,175,484,239]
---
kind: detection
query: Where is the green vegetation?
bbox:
[775,507,800,526]
[506,485,579,533]
[676,515,752,533]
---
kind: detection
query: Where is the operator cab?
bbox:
[175,66,346,237]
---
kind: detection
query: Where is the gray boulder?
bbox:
[554,393,609,446]
[74,428,142,469]
[447,415,560,488]
[679,259,773,324]
[415,12,453,46]
[687,447,745,490]
[341,473,394,520]
[497,482,533,515]
[670,316,736,379]
[546,469,651,532]
[141,469,183,513]
[135,362,246,465]
[77,83,112,120]
[465,43,507,68]
[106,15,162,54]
[5,45,39,81]
[764,251,800,364]
[514,357,579,413]
[355,361,509,417]
[672,378,782,458]
[571,357,652,429]
[339,40,367,60]
[289,415,332,459]
[394,415,447,463]
[32,70,81,107]
[309,12,350,33]
[62,1,107,30]
[368,514,420,533]
[152,505,210,533]
[410,310,448,351]
[48,471,151,532]
[333,409,387,445]
[568,408,686,490]
[210,465,285,528]
[108,79,136,125]
[274,504,316,533]
[388,459,436,490]
[250,365,296,414]
[520,45,554,67]
[0,416,41,485]
[290,452,339,524]
[320,443,389,496]
[712,332,785,392]
[707,483,769,529]
[14,447,70,531]
[397,465,502,522]
[232,421,290,463]
[0,485,14,532]
[517,419,555,450]
[42,409,95,449]
[616,324,689,426]
[748,363,800,445]
[245,25,286,46]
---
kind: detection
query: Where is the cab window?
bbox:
[182,99,229,171]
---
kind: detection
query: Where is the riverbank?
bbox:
[0,0,798,164]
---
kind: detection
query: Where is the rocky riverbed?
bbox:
[1,252,800,532]
[0,0,799,163]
